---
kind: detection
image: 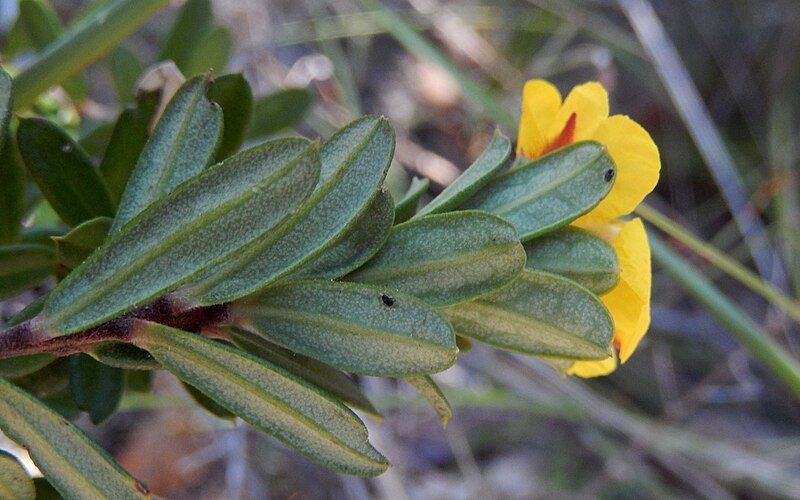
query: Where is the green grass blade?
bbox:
[649,233,800,399]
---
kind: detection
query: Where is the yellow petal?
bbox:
[567,354,617,378]
[517,79,561,158]
[595,218,652,363]
[547,81,608,143]
[576,115,660,225]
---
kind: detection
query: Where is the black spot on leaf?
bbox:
[381,294,395,307]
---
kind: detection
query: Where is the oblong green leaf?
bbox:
[347,211,525,307]
[159,0,213,72]
[0,131,25,244]
[0,354,56,378]
[394,176,429,224]
[0,67,11,146]
[112,75,223,232]
[462,141,616,241]
[40,138,320,335]
[132,321,389,476]
[0,378,150,499]
[229,328,381,419]
[18,0,89,101]
[248,88,314,139]
[0,244,56,299]
[182,27,233,77]
[88,342,159,370]
[0,450,34,500]
[17,118,115,227]
[186,116,394,304]
[288,188,394,280]
[403,375,451,427]
[232,280,457,376]
[108,46,144,104]
[13,0,170,111]
[53,217,112,270]
[442,269,614,359]
[524,227,619,294]
[69,353,124,424]
[416,130,510,217]
[182,381,234,419]
[99,93,158,203]
[208,73,253,161]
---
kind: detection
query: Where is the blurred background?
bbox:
[3,0,800,498]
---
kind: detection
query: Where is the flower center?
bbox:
[541,112,576,156]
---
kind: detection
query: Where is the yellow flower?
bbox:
[517,79,660,377]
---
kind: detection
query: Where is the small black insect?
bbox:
[381,293,395,307]
[604,168,615,182]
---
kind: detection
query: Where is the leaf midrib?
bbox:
[196,119,385,295]
[352,242,517,282]
[486,148,605,216]
[142,335,383,468]
[451,300,609,356]
[47,146,313,329]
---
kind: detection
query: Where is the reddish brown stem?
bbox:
[0,296,228,360]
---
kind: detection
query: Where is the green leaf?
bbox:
[416,130,510,217]
[108,46,144,104]
[0,355,56,378]
[394,176,428,224]
[88,342,159,370]
[524,227,619,294]
[53,217,112,270]
[13,0,170,111]
[17,0,89,101]
[288,188,394,280]
[231,280,457,376]
[181,381,234,419]
[208,73,254,161]
[0,378,150,499]
[17,118,115,227]
[403,375,451,427]
[69,354,124,424]
[248,88,314,139]
[112,75,222,232]
[98,93,159,203]
[347,211,525,307]
[182,27,233,77]
[229,328,381,419]
[462,142,616,241]
[0,244,56,299]
[132,321,389,476]
[159,0,213,72]
[442,269,614,359]
[185,116,394,304]
[0,132,25,244]
[40,138,319,334]
[0,68,11,146]
[125,370,153,393]
[32,478,62,500]
[0,450,35,500]
[10,358,70,401]
[8,295,48,326]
